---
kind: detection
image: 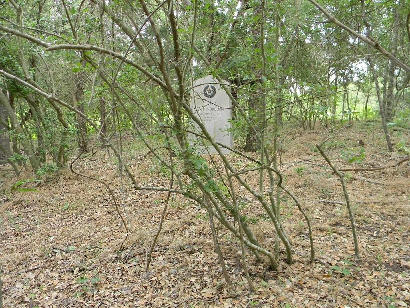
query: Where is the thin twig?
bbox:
[351,175,384,185]
[316,144,359,258]
[145,166,174,271]
[339,157,409,172]
[226,168,256,291]
[207,200,233,290]
[70,150,129,249]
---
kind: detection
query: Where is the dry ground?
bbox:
[1,124,409,307]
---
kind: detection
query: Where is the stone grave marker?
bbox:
[189,75,233,154]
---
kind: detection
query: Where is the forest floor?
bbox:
[0,123,409,307]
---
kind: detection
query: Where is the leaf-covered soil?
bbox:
[1,124,409,307]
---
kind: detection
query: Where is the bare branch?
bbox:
[0,24,50,47]
[61,0,77,40]
[307,0,410,72]
[0,69,93,126]
[46,44,169,91]
[0,17,68,41]
[316,144,359,258]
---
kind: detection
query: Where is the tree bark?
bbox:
[0,90,40,170]
[73,69,88,153]
[25,96,46,163]
[369,61,393,152]
[0,102,11,164]
[383,8,400,122]
[99,98,107,142]
[244,0,265,152]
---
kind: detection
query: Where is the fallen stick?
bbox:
[339,157,409,172]
[319,199,344,205]
[319,199,400,205]
[351,175,384,185]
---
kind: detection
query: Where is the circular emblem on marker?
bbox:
[203,85,216,98]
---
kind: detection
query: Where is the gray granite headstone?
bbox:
[190,75,233,154]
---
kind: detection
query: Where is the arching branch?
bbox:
[307,0,410,73]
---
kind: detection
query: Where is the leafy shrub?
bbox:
[9,153,27,164]
[392,107,410,129]
[341,147,366,164]
[11,178,39,192]
[36,163,58,178]
[395,140,409,154]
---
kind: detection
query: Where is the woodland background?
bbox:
[0,0,409,307]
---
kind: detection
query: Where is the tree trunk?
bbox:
[25,96,46,163]
[73,70,88,153]
[0,102,11,164]
[244,95,264,152]
[243,0,265,152]
[99,98,107,142]
[369,62,393,152]
[342,80,348,122]
[0,90,40,170]
[364,92,370,120]
[332,74,338,123]
[383,8,399,122]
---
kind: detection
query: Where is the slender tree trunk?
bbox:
[73,70,88,153]
[342,80,348,122]
[207,206,232,289]
[25,96,46,163]
[258,0,267,194]
[0,103,11,164]
[99,98,107,142]
[46,99,69,167]
[369,62,393,152]
[229,78,239,121]
[274,10,283,128]
[244,0,265,152]
[364,92,370,120]
[332,74,338,123]
[383,9,399,122]
[0,91,40,170]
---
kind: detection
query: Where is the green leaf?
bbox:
[90,277,100,284]
[77,276,88,284]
